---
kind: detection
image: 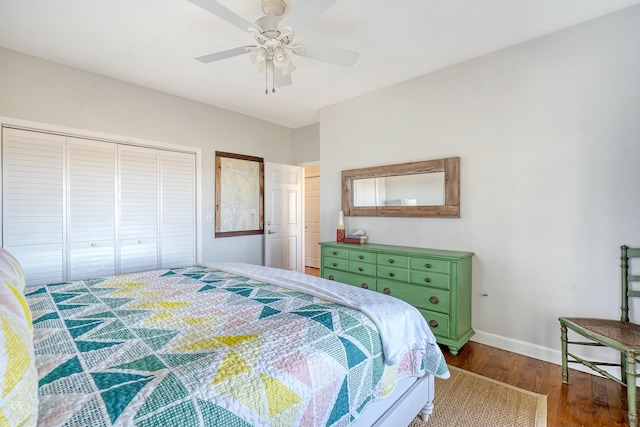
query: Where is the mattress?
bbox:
[25,264,448,426]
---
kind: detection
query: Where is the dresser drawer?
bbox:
[323,247,349,259]
[376,280,418,303]
[376,281,449,315]
[377,265,409,282]
[420,287,450,314]
[410,271,451,290]
[323,257,348,271]
[348,262,376,277]
[324,268,376,291]
[349,250,376,264]
[377,253,409,268]
[323,268,350,284]
[410,257,450,274]
[417,308,450,338]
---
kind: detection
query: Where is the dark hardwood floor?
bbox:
[444,341,631,427]
[305,265,632,427]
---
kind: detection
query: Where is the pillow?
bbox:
[0,248,26,293]
[0,250,38,427]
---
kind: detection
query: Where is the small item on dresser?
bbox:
[346,234,368,240]
[346,230,367,244]
[336,210,345,242]
[343,236,367,244]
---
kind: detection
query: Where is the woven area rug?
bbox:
[409,366,547,427]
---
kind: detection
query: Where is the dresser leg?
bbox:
[448,346,459,355]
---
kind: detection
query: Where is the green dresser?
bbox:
[320,241,474,355]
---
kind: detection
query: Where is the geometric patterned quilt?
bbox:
[25,265,433,427]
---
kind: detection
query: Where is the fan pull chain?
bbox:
[264,61,276,94]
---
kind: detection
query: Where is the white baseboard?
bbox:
[470,330,612,377]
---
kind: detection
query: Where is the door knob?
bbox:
[267,230,276,234]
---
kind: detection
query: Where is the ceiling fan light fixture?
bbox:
[272,46,288,65]
[250,46,268,63]
[280,61,296,76]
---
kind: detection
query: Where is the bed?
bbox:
[0,248,449,427]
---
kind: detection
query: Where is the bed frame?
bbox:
[353,374,434,426]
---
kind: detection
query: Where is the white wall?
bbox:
[293,123,320,164]
[319,6,640,364]
[0,47,295,265]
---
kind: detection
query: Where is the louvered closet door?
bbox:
[160,151,195,268]
[118,145,159,273]
[1,128,65,285]
[67,138,116,279]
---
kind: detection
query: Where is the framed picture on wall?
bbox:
[215,151,264,238]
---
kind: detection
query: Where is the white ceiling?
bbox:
[1,0,639,129]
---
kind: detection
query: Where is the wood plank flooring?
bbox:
[444,340,630,427]
[304,265,632,427]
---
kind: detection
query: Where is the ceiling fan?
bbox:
[188,0,359,93]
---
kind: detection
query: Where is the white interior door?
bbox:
[67,137,116,279]
[304,175,320,268]
[160,151,196,268]
[118,145,159,273]
[2,128,65,285]
[264,163,303,272]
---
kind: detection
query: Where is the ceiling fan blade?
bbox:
[292,44,359,67]
[188,0,258,32]
[274,67,293,88]
[279,0,339,34]
[195,46,252,63]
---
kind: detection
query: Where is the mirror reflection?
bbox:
[341,157,460,218]
[352,172,445,207]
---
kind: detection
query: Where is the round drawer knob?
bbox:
[389,259,394,264]
[430,296,439,304]
[328,275,335,280]
[361,283,369,290]
[332,251,337,255]
[425,277,431,283]
[429,320,439,328]
[389,272,394,277]
[425,263,432,268]
[383,288,391,295]
[332,262,337,267]
[138,240,143,244]
[91,243,96,247]
[359,255,363,259]
[358,267,363,271]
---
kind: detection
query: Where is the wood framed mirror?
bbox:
[341,157,460,218]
